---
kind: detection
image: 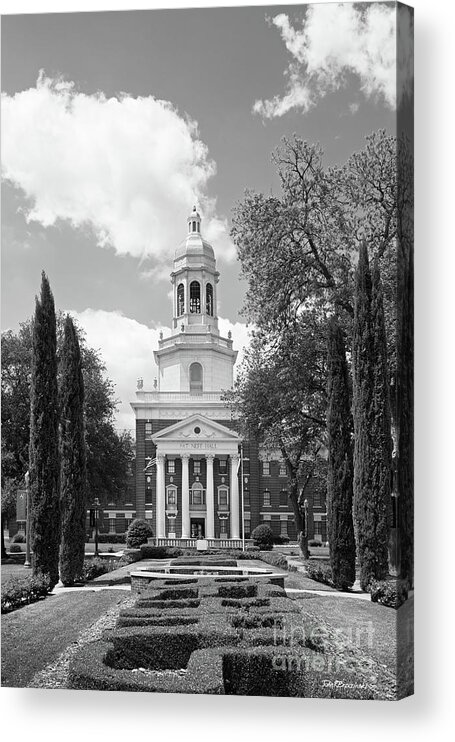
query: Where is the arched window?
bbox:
[206,283,213,316]
[189,281,201,313]
[192,221,197,232]
[189,362,203,395]
[191,481,204,506]
[177,283,185,316]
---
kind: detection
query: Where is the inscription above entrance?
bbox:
[179,442,217,450]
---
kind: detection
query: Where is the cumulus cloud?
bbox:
[2,72,234,263]
[254,4,405,118]
[70,308,250,431]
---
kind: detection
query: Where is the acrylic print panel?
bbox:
[1,2,414,700]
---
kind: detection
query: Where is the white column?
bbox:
[230,454,240,539]
[206,454,215,539]
[181,454,190,539]
[156,453,165,539]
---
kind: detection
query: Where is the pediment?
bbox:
[151,414,241,443]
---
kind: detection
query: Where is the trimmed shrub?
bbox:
[170,557,237,568]
[257,551,288,570]
[9,543,23,553]
[126,519,153,548]
[272,535,290,545]
[304,560,333,586]
[83,558,109,582]
[12,532,26,543]
[308,540,323,547]
[1,573,51,613]
[139,545,183,559]
[369,579,408,608]
[251,525,274,550]
[97,534,126,544]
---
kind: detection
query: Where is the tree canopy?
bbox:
[1,312,133,509]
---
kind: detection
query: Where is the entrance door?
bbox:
[190,518,205,539]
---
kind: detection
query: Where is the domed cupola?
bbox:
[174,206,215,264]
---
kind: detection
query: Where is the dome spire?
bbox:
[187,205,201,235]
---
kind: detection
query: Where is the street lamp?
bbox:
[90,498,101,557]
[24,470,31,568]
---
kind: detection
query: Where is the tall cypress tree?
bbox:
[59,315,87,586]
[326,317,356,590]
[352,244,392,590]
[29,272,60,588]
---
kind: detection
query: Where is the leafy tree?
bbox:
[352,245,392,590]
[225,318,327,556]
[59,316,87,586]
[29,273,60,587]
[326,317,356,590]
[231,130,400,379]
[1,314,133,512]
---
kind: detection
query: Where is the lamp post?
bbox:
[240,445,245,552]
[24,470,31,568]
[90,498,101,557]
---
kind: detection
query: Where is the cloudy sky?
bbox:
[1,2,402,430]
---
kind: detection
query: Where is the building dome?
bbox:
[174,206,215,262]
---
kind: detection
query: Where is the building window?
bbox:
[279,490,288,507]
[177,283,185,316]
[313,488,322,507]
[314,521,322,535]
[280,519,288,537]
[189,362,203,395]
[218,486,229,508]
[145,422,153,439]
[263,490,271,507]
[219,458,227,473]
[190,482,204,506]
[206,283,213,316]
[279,461,287,477]
[189,281,201,313]
[167,459,175,474]
[166,486,177,507]
[220,518,228,537]
[243,490,250,508]
[192,220,197,232]
[262,461,270,476]
[193,459,201,475]
[108,518,116,534]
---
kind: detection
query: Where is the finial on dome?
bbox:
[187,205,201,235]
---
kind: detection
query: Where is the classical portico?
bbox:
[151,415,241,541]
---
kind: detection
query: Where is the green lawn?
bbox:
[1,589,125,687]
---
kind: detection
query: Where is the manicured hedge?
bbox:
[69,571,379,698]
[256,551,288,570]
[1,573,51,613]
[140,545,183,559]
[304,560,334,586]
[170,557,238,568]
[251,524,274,550]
